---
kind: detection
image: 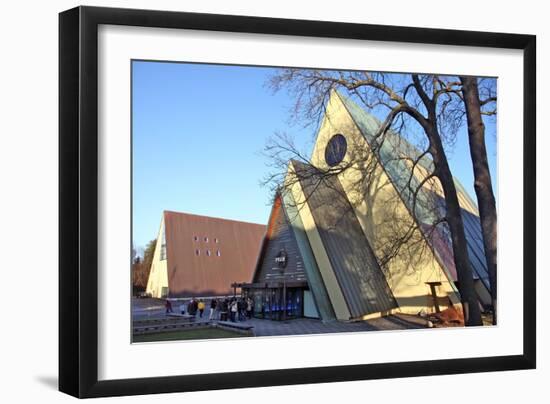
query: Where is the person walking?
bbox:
[198,299,205,318]
[165,299,173,314]
[230,299,238,322]
[189,299,197,316]
[209,299,218,320]
[180,300,187,315]
[246,297,253,319]
[221,299,229,321]
[238,298,245,321]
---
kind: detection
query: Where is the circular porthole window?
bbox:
[325,134,347,167]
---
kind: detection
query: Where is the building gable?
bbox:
[336,92,490,296]
[145,217,169,298]
[162,211,266,298]
[306,92,462,314]
[253,196,308,286]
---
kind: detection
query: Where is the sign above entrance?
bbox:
[275,250,288,269]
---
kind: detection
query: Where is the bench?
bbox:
[215,321,254,335]
[133,321,210,335]
[133,316,195,327]
[166,313,196,321]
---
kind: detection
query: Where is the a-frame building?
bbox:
[146,211,265,299]
[243,91,491,322]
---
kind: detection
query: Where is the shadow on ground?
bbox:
[35,375,58,390]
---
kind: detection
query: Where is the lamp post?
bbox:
[281,267,286,321]
[275,249,288,321]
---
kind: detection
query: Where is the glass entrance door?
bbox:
[285,288,303,319]
[250,287,304,320]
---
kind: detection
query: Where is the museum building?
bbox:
[146,91,492,323]
[145,211,265,299]
[241,91,492,322]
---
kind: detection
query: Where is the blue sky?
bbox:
[132,61,497,249]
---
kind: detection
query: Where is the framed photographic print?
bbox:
[59,5,536,398]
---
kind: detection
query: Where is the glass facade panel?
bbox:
[247,287,304,320]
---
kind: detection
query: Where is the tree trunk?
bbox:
[460,76,498,324]
[428,126,483,326]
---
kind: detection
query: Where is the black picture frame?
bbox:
[59,5,536,398]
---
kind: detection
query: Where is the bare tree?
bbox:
[131,239,156,294]
[266,69,483,326]
[265,127,443,278]
[459,76,498,324]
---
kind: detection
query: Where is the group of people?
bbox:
[165,296,254,322]
[218,297,254,322]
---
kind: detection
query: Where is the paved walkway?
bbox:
[132,298,428,337]
[243,315,426,336]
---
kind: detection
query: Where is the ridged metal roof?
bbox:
[338,93,490,289]
[292,161,398,319]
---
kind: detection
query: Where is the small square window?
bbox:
[216,250,221,257]
[204,236,209,242]
[214,238,219,243]
[206,250,211,256]
[193,236,198,242]
[195,249,200,256]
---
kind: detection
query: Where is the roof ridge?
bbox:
[334,91,479,212]
[163,210,266,227]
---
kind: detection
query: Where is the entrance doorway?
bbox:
[251,287,304,320]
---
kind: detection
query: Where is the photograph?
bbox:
[130,61,498,343]
[55,4,537,399]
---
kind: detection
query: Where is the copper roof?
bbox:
[163,210,266,297]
